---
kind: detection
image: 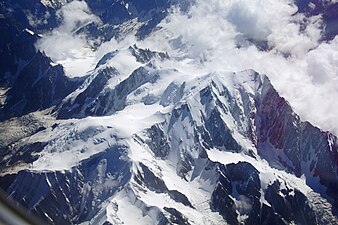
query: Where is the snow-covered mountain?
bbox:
[0,0,337,224]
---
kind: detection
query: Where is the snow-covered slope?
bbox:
[0,48,337,224]
[0,0,338,225]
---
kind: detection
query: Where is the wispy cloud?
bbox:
[140,0,338,134]
[34,0,338,135]
[35,0,100,76]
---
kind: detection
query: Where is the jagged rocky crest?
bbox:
[0,62,337,224]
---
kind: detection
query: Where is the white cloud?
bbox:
[235,195,253,215]
[35,0,101,77]
[138,0,338,135]
[143,0,322,59]
[307,38,338,84]
[227,3,269,41]
[54,0,99,33]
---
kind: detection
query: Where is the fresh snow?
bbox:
[24,28,35,35]
[56,49,96,78]
[207,148,312,194]
[27,102,165,171]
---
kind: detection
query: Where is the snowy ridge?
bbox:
[1,54,337,223]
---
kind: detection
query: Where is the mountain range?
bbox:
[0,0,337,224]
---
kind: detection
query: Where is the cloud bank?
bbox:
[141,0,338,135]
[35,0,338,135]
[35,0,100,76]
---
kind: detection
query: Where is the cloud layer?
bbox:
[35,0,338,135]
[142,0,338,134]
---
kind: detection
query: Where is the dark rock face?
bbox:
[86,0,173,40]
[255,77,338,211]
[164,207,191,225]
[95,51,119,69]
[0,25,37,86]
[211,162,260,225]
[265,180,317,225]
[255,77,302,176]
[0,0,62,87]
[0,142,47,170]
[300,122,338,209]
[137,162,168,193]
[129,44,169,63]
[168,190,194,209]
[57,65,159,119]
[0,51,82,121]
[0,1,84,121]
[202,107,242,152]
[211,162,318,225]
[144,124,171,159]
[87,0,170,25]
[56,67,119,119]
[0,146,131,224]
[135,162,193,208]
